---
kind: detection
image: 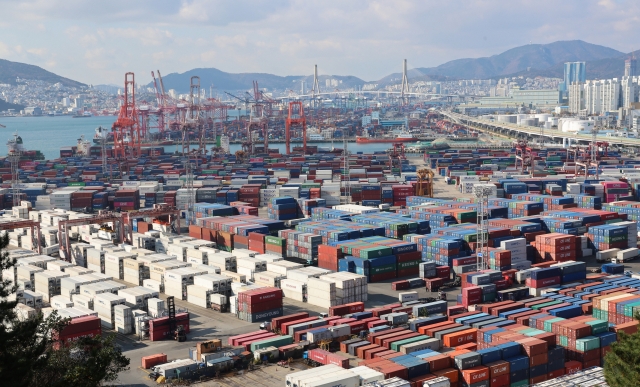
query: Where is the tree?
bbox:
[604,313,640,387]
[0,232,130,387]
[32,334,130,387]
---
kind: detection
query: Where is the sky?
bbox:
[0,0,639,85]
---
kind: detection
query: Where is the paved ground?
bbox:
[111,273,459,386]
[86,154,640,384]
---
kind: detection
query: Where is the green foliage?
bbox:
[604,313,640,387]
[0,232,129,387]
[32,334,130,387]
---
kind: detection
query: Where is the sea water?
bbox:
[0,115,392,159]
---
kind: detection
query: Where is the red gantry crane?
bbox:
[112,72,142,173]
[285,101,307,154]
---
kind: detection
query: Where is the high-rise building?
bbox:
[584,78,620,114]
[568,82,584,113]
[625,57,637,78]
[621,76,637,108]
[560,62,587,92]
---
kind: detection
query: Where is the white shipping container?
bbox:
[398,291,419,303]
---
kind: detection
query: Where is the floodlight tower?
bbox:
[474,184,493,271]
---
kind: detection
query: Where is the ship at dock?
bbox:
[356,131,418,143]
[4,133,45,161]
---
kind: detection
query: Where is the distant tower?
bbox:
[625,55,637,78]
[401,59,410,105]
[311,64,320,108]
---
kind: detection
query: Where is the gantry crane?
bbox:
[112,72,142,170]
[285,101,307,154]
[416,168,435,198]
[0,220,41,254]
[388,143,406,171]
[120,204,180,245]
[58,212,124,261]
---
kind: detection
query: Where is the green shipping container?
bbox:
[391,335,429,352]
[559,335,568,347]
[370,265,396,275]
[265,236,285,246]
[532,301,561,310]
[358,246,393,259]
[68,182,86,186]
[543,318,565,333]
[585,319,609,334]
[397,260,421,269]
[524,329,546,337]
[575,336,600,352]
[249,335,293,352]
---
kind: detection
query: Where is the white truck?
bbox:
[149,359,198,380]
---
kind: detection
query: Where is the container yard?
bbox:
[3,97,640,387]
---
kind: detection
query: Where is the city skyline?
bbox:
[0,0,639,85]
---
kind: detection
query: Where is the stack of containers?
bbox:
[602,181,629,203]
[114,189,140,211]
[264,235,286,257]
[307,278,337,308]
[70,191,94,211]
[297,198,327,217]
[392,185,414,206]
[279,230,322,262]
[93,293,125,329]
[238,185,261,207]
[34,270,70,302]
[586,224,629,252]
[268,196,299,220]
[113,304,133,334]
[532,233,576,263]
[351,213,428,239]
[361,185,382,207]
[104,251,136,280]
[237,287,283,323]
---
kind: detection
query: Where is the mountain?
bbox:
[500,53,632,80]
[152,68,366,94]
[388,40,625,81]
[0,59,85,88]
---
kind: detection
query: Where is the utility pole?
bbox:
[184,160,194,225]
[474,184,493,271]
[341,136,351,204]
[98,126,108,182]
[8,132,22,207]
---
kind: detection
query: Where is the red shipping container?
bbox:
[490,374,510,387]
[239,288,283,304]
[526,276,561,288]
[329,302,365,316]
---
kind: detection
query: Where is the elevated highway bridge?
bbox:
[441,111,640,149]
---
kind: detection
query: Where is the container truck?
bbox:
[148,359,199,380]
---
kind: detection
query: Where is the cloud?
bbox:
[0,0,638,84]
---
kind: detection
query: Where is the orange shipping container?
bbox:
[443,328,477,348]
[486,360,510,378]
[141,353,167,369]
[461,366,489,385]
